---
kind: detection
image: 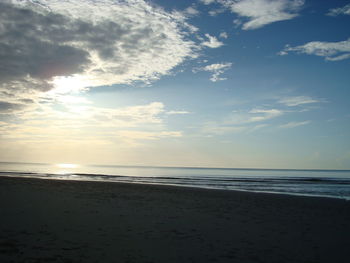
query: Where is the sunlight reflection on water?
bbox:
[55,163,79,174]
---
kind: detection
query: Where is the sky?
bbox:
[0,0,349,169]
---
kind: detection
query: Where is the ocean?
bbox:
[1,162,350,200]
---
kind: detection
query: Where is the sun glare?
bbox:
[51,75,90,94]
[56,163,79,169]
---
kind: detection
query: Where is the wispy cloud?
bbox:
[166,110,191,115]
[278,96,324,107]
[91,102,166,127]
[247,108,284,122]
[279,38,350,61]
[194,62,232,82]
[200,0,304,30]
[116,130,182,142]
[279,121,310,128]
[201,34,224,48]
[202,124,247,135]
[327,4,350,16]
[202,107,283,135]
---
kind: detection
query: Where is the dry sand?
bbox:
[0,176,349,263]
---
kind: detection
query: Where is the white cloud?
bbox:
[0,0,198,109]
[166,110,191,115]
[202,124,247,135]
[116,130,182,141]
[200,0,217,5]
[0,101,185,145]
[279,121,310,128]
[326,53,350,61]
[183,6,200,17]
[327,4,350,16]
[91,102,166,127]
[278,96,323,107]
[280,38,350,61]
[248,124,268,132]
[195,62,232,82]
[223,108,283,126]
[202,107,283,135]
[201,0,304,30]
[209,8,226,16]
[248,108,283,122]
[201,34,224,48]
[233,18,243,27]
[219,32,228,38]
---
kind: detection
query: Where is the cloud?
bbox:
[0,101,184,145]
[327,4,350,16]
[0,0,198,110]
[200,93,323,135]
[0,101,26,113]
[247,108,283,122]
[222,108,284,126]
[202,124,247,135]
[166,110,191,115]
[183,6,200,17]
[195,62,232,82]
[202,107,283,135]
[116,130,182,141]
[209,8,226,16]
[223,108,283,126]
[200,0,304,30]
[219,32,228,38]
[248,124,268,132]
[201,34,224,48]
[89,102,166,127]
[19,101,166,128]
[278,96,323,106]
[279,38,350,61]
[200,0,217,5]
[279,121,310,128]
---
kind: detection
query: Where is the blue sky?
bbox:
[0,0,349,169]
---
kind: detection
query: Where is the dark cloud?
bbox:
[0,101,25,113]
[0,0,196,114]
[0,2,181,90]
[0,2,91,84]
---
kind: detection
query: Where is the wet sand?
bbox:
[0,176,349,263]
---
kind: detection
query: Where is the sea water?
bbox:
[1,162,350,200]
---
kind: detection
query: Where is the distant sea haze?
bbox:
[1,162,350,200]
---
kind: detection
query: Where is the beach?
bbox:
[0,176,349,263]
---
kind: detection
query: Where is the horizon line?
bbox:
[0,161,349,172]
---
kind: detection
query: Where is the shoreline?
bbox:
[1,176,349,262]
[1,174,349,201]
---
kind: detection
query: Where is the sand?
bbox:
[0,176,349,263]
